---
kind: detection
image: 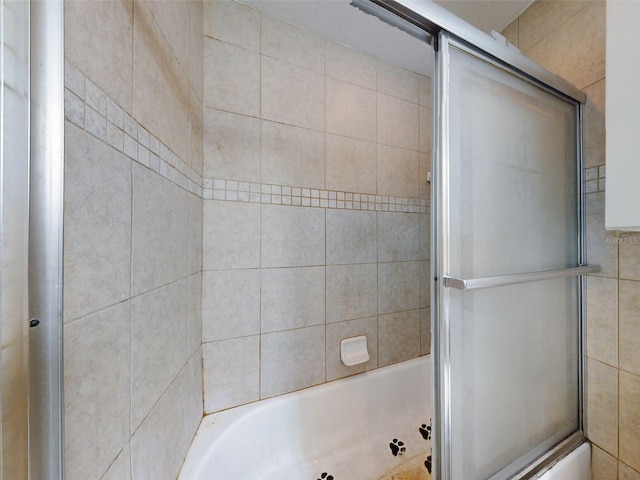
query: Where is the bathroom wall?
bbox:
[201,0,432,413]
[504,2,640,478]
[63,2,203,479]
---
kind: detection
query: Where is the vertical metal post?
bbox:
[29,1,64,479]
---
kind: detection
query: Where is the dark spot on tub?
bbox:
[425,454,432,474]
[420,422,432,440]
[318,473,334,480]
[390,438,405,457]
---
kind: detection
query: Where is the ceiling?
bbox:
[240,0,534,77]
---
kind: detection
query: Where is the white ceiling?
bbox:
[240,0,534,77]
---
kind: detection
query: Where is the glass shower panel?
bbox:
[444,42,580,479]
[448,48,578,281]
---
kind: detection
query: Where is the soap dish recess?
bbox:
[340,335,369,366]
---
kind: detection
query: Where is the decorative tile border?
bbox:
[63,61,429,214]
[203,178,429,214]
[64,61,202,197]
[585,165,605,193]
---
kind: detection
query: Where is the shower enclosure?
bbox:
[372,1,595,478]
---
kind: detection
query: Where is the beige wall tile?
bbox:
[187,349,204,437]
[203,200,261,270]
[419,152,432,201]
[204,37,260,116]
[144,0,190,78]
[102,444,131,480]
[131,165,189,296]
[261,267,325,332]
[524,1,605,91]
[326,77,377,143]
[377,93,419,151]
[502,19,519,47]
[203,0,260,52]
[133,1,190,161]
[326,317,378,381]
[620,234,640,281]
[131,280,189,430]
[518,0,587,52]
[326,210,377,265]
[418,75,431,107]
[620,371,640,472]
[189,0,204,101]
[326,134,376,194]
[420,260,431,308]
[64,303,131,480]
[203,336,260,412]
[591,445,617,480]
[620,462,640,480]
[190,88,204,175]
[620,280,640,377]
[261,56,325,131]
[378,309,421,367]
[326,264,378,323]
[261,205,325,268]
[586,192,619,278]
[586,276,618,367]
[378,262,420,314]
[587,359,618,456]
[584,79,605,168]
[419,212,430,261]
[325,39,377,90]
[261,13,324,73]
[261,326,325,398]
[419,104,432,154]
[420,307,431,355]
[202,269,260,342]
[204,108,260,181]
[63,123,131,322]
[188,191,203,275]
[188,273,202,356]
[377,145,420,197]
[377,212,420,262]
[377,61,419,103]
[261,121,325,188]
[131,369,192,480]
[65,0,133,113]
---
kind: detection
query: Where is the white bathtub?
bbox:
[179,353,589,480]
[179,356,432,480]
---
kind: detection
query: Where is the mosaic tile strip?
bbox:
[585,165,605,193]
[203,178,429,214]
[64,61,202,197]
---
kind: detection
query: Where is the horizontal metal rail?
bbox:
[443,265,600,291]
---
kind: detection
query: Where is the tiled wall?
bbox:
[505,2,640,478]
[63,2,203,479]
[201,0,432,413]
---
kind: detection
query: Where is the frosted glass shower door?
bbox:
[434,33,590,480]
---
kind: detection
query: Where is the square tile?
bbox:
[619,280,640,376]
[204,37,260,116]
[377,145,420,198]
[377,93,419,151]
[202,269,260,342]
[620,371,640,471]
[378,261,420,314]
[326,77,376,142]
[203,336,260,412]
[261,326,325,398]
[261,266,325,333]
[377,212,420,262]
[326,264,378,323]
[378,309,421,367]
[261,120,325,188]
[586,276,618,366]
[586,358,618,457]
[261,13,324,72]
[261,56,324,131]
[377,60,419,103]
[203,200,261,270]
[261,205,325,267]
[325,134,376,194]
[325,39,376,90]
[326,210,377,265]
[204,0,260,52]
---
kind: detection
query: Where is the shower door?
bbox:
[433,32,595,480]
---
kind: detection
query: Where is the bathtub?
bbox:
[179,356,433,480]
[179,353,589,480]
